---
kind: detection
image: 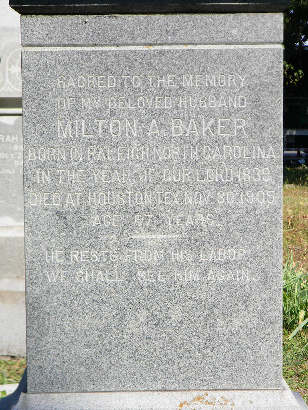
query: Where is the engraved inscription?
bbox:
[25,60,280,287]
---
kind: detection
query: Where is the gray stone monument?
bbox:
[8,0,308,408]
[0,115,25,357]
[0,0,25,357]
[0,0,21,98]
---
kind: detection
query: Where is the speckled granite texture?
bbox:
[13,382,308,409]
[21,14,283,46]
[21,14,284,393]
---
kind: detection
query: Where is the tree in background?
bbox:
[284,0,308,93]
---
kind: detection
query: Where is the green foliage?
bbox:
[0,391,6,398]
[284,62,304,87]
[0,358,26,385]
[283,254,308,333]
[283,330,308,403]
[284,165,308,185]
[0,371,7,385]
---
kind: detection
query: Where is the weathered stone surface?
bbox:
[0,236,24,277]
[21,14,283,47]
[0,116,23,224]
[22,11,283,391]
[0,115,25,356]
[0,0,21,98]
[0,0,25,357]
[0,116,24,286]
[0,276,25,356]
[0,29,21,98]
[14,382,308,410]
[0,0,20,26]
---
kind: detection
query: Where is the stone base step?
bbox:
[13,381,308,410]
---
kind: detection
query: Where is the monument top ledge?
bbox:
[10,0,289,14]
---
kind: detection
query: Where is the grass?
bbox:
[0,356,26,397]
[283,255,308,331]
[284,165,308,186]
[0,357,26,385]
[283,166,308,272]
[283,330,308,403]
[283,166,308,404]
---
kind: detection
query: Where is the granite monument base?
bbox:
[21,13,285,394]
[7,8,303,409]
[14,381,308,410]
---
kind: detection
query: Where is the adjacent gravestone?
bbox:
[0,34,22,98]
[0,0,25,357]
[8,0,307,408]
[0,116,23,260]
[0,5,21,99]
[0,115,25,356]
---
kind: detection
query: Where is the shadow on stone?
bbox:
[0,368,27,410]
